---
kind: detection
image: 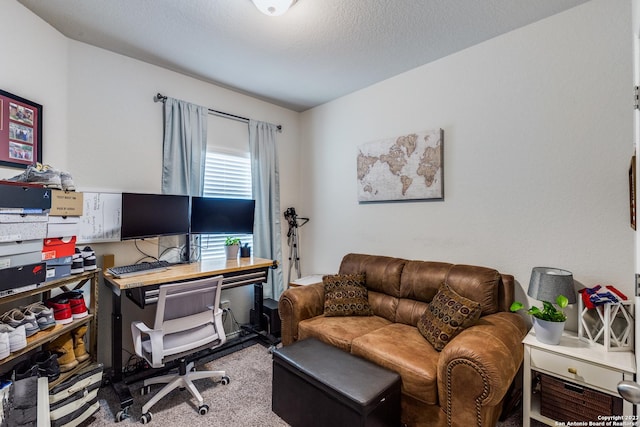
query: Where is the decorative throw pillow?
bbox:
[417,282,482,351]
[323,273,373,317]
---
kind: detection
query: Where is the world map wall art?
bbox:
[357,128,443,203]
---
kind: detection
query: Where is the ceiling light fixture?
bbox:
[251,0,297,17]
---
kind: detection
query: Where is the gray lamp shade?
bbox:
[527,267,576,304]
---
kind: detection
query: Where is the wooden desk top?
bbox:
[104,257,276,290]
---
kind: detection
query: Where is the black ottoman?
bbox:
[272,338,401,427]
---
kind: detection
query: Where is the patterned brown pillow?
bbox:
[417,282,482,351]
[323,273,373,317]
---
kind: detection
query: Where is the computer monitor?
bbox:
[120,192,190,240]
[190,197,255,234]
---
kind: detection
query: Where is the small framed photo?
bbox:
[0,89,42,169]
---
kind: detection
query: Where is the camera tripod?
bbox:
[284,207,309,284]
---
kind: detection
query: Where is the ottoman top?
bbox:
[273,338,400,406]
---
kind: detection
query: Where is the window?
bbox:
[199,150,253,261]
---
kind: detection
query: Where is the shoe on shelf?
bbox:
[46,332,78,373]
[0,308,39,338]
[21,302,56,331]
[70,248,84,274]
[58,290,88,319]
[72,325,90,363]
[32,350,60,382]
[0,323,27,353]
[81,246,97,271]
[0,332,9,361]
[7,163,62,190]
[13,359,38,381]
[44,297,73,325]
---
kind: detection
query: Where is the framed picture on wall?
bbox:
[0,89,42,169]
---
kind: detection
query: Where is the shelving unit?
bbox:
[0,270,99,388]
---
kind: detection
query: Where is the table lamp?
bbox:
[527,267,576,344]
[528,267,576,305]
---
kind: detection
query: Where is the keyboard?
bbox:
[107,260,171,278]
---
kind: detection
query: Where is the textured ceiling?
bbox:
[17,0,590,112]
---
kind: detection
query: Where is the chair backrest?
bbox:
[155,275,223,333]
[154,275,225,360]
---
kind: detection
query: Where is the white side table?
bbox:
[522,329,635,427]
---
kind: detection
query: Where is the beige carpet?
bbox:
[83,343,523,426]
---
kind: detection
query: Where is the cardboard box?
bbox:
[49,191,83,217]
[45,255,73,266]
[42,236,76,260]
[0,239,43,257]
[0,222,47,243]
[0,251,42,269]
[0,262,46,291]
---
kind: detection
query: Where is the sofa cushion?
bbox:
[417,283,482,351]
[351,323,440,405]
[298,315,392,352]
[323,273,373,317]
[445,264,501,315]
[339,253,406,298]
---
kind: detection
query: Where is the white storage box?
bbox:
[0,221,47,242]
[578,298,634,351]
[0,239,43,257]
[0,212,48,223]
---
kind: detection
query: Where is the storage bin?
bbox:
[539,372,622,423]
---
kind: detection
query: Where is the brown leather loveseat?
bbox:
[278,253,527,427]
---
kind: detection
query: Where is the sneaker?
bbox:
[0,332,9,360]
[13,359,38,381]
[32,350,60,382]
[22,303,56,331]
[59,291,88,319]
[59,170,75,192]
[81,246,97,271]
[0,308,39,337]
[44,297,73,325]
[7,163,62,189]
[70,248,84,274]
[0,323,27,353]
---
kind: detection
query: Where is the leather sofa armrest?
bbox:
[278,282,325,346]
[437,312,527,427]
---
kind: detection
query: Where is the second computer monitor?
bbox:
[190,197,255,234]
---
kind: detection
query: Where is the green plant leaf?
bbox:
[556,294,569,309]
[510,301,523,312]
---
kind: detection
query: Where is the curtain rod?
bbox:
[154,93,282,132]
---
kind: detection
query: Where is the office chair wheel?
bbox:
[115,409,130,422]
[140,386,151,395]
[140,412,152,424]
[220,376,230,385]
[198,404,209,415]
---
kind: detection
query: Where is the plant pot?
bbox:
[532,317,565,345]
[225,244,239,260]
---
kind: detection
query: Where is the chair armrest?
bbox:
[278,282,325,345]
[437,312,527,427]
[131,321,165,368]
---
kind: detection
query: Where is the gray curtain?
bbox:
[249,120,283,299]
[161,97,208,196]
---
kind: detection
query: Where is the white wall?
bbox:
[1,1,300,367]
[299,0,634,329]
[0,1,68,175]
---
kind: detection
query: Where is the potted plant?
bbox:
[510,295,569,345]
[224,237,241,260]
